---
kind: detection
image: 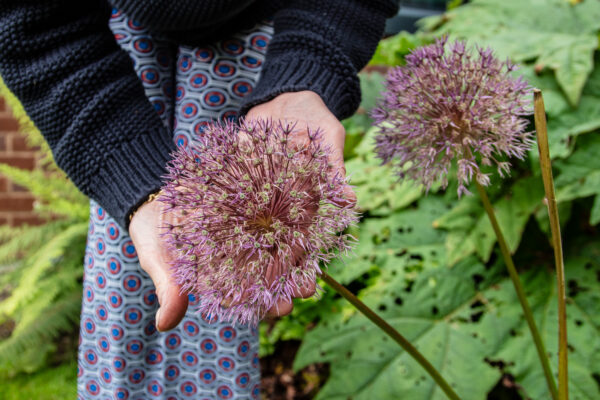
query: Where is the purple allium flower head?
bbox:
[160,119,358,325]
[371,37,534,195]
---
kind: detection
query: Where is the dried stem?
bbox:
[474,181,558,400]
[320,271,462,400]
[533,89,568,400]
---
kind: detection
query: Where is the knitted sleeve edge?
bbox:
[240,54,360,120]
[88,126,175,230]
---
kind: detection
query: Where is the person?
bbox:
[0,1,398,398]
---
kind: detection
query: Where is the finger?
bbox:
[266,298,293,317]
[341,184,358,207]
[288,127,311,150]
[139,256,189,332]
[290,125,356,207]
[155,283,189,332]
[292,279,316,299]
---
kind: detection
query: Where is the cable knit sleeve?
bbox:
[0,0,175,229]
[240,0,399,120]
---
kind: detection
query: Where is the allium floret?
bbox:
[161,119,358,325]
[372,37,534,195]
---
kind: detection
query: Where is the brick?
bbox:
[0,215,9,225]
[0,135,5,151]
[0,177,7,192]
[12,214,45,226]
[10,135,34,152]
[0,116,19,132]
[0,197,34,211]
[0,155,35,170]
[0,97,5,112]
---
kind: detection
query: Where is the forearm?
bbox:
[0,0,174,228]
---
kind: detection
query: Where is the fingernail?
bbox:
[155,308,162,332]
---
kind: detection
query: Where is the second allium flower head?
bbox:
[372,37,533,195]
[161,119,357,325]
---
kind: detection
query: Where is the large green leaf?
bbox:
[328,197,448,284]
[434,176,544,265]
[546,95,600,159]
[346,128,424,216]
[420,0,600,107]
[493,240,600,399]
[298,221,600,400]
[296,253,515,400]
[554,133,600,225]
[518,64,600,159]
[518,66,570,118]
[369,32,431,67]
[343,71,387,158]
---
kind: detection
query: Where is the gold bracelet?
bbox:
[129,189,164,222]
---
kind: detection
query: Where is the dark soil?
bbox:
[260,340,329,400]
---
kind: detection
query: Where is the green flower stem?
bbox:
[474,181,558,400]
[533,89,568,400]
[320,271,462,400]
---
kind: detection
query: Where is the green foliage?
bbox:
[494,239,600,399]
[419,0,600,107]
[345,128,424,216]
[0,81,89,377]
[554,133,600,224]
[259,290,340,357]
[328,197,447,285]
[0,165,88,220]
[296,197,600,399]
[435,176,545,265]
[368,32,431,67]
[0,360,77,400]
[342,72,386,160]
[294,197,509,399]
[278,1,600,399]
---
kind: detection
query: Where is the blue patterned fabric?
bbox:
[77,10,273,399]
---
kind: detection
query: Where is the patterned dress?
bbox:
[77,9,273,399]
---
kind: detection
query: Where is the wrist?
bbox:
[128,189,164,224]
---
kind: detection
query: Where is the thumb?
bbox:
[144,260,189,332]
[129,199,189,332]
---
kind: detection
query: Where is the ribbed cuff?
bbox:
[90,127,176,230]
[240,54,361,120]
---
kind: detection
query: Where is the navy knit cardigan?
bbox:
[0,0,398,228]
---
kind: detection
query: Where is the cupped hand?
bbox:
[246,90,356,318]
[129,90,355,331]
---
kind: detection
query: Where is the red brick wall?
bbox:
[0,96,42,226]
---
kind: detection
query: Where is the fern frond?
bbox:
[0,78,87,377]
[6,250,83,327]
[0,289,81,369]
[0,220,71,266]
[0,261,60,327]
[0,222,88,316]
[35,202,89,222]
[0,165,88,220]
[9,276,64,329]
[0,262,20,288]
[0,225,25,243]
